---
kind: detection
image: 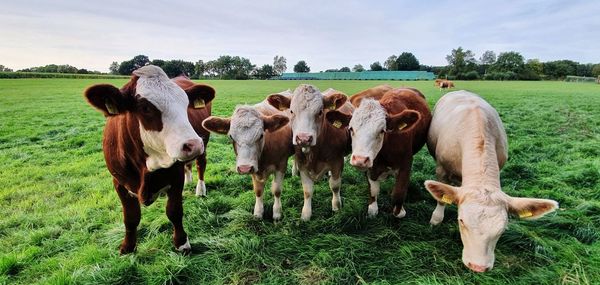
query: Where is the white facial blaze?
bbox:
[349,99,387,165]
[228,106,264,171]
[134,65,203,171]
[457,191,509,270]
[289,84,323,146]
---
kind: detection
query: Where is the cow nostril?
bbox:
[182,143,192,153]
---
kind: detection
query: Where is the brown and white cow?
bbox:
[84,65,215,254]
[202,102,292,220]
[435,79,455,89]
[172,75,213,197]
[424,90,558,272]
[349,84,392,107]
[267,84,353,221]
[327,88,431,218]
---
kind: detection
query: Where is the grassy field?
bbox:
[0,79,599,284]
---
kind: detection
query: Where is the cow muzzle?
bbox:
[350,154,371,169]
[295,133,314,146]
[179,138,203,161]
[237,165,255,174]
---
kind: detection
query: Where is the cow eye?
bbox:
[349,127,354,135]
[459,219,466,228]
[289,110,294,114]
[228,134,234,142]
[259,134,264,140]
[318,110,323,116]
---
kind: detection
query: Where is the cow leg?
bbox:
[252,174,266,219]
[166,185,190,253]
[184,162,193,184]
[195,153,207,197]
[329,167,342,212]
[430,165,449,225]
[367,176,381,217]
[291,158,299,176]
[391,162,412,219]
[115,182,140,254]
[271,170,284,220]
[300,171,314,221]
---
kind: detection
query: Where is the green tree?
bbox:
[294,60,310,73]
[193,60,205,79]
[118,60,135,75]
[352,64,365,72]
[370,61,383,71]
[109,62,119,75]
[384,55,398,70]
[479,50,496,65]
[253,64,276,79]
[132,55,150,69]
[491,51,525,74]
[445,47,476,77]
[273,55,287,75]
[592,64,600,77]
[543,60,578,79]
[161,60,195,78]
[396,52,420,70]
[339,67,351,72]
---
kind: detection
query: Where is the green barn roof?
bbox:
[279,71,435,80]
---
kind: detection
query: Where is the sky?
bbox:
[1,0,599,72]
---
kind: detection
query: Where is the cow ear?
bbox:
[507,197,559,219]
[202,116,231,134]
[424,180,460,205]
[84,84,130,116]
[262,114,289,132]
[386,110,420,132]
[186,84,215,109]
[267,94,291,111]
[323,92,348,111]
[325,111,351,129]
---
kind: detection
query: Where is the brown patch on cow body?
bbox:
[349,84,393,107]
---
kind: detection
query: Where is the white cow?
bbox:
[424,90,558,272]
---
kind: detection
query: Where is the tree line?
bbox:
[2,49,599,80]
[109,55,287,80]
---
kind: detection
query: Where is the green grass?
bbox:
[0,79,599,284]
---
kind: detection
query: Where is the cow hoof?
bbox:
[119,243,136,255]
[332,200,341,212]
[367,203,378,218]
[253,209,264,219]
[430,215,444,226]
[195,180,207,197]
[176,237,191,254]
[273,211,282,221]
[301,209,312,221]
[393,207,406,219]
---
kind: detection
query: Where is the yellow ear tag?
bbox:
[397,122,408,131]
[329,104,336,111]
[278,106,287,111]
[193,99,205,109]
[518,210,533,218]
[105,102,119,115]
[441,194,453,204]
[332,120,342,128]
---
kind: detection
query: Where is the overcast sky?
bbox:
[1,0,598,72]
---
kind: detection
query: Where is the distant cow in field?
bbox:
[267,84,353,221]
[435,79,455,89]
[326,88,431,218]
[172,75,214,197]
[84,65,215,254]
[424,90,558,272]
[349,84,392,107]
[202,99,292,220]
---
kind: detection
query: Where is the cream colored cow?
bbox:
[424,90,558,273]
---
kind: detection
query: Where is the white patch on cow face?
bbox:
[228,106,265,173]
[289,84,324,146]
[133,66,203,171]
[457,189,509,272]
[348,99,387,168]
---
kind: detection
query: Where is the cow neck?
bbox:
[459,116,501,190]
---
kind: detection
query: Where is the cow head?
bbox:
[424,180,559,272]
[267,84,347,148]
[84,65,215,171]
[202,106,288,174]
[326,99,420,169]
